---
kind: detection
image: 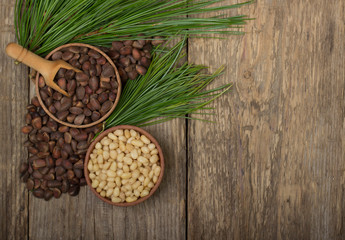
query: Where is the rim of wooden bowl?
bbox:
[35,43,122,128]
[84,125,165,206]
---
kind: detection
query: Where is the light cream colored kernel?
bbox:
[138,186,144,192]
[123,164,130,173]
[110,162,117,171]
[117,153,124,162]
[150,155,159,164]
[117,162,123,169]
[108,132,117,140]
[106,188,113,197]
[123,157,133,165]
[141,168,149,177]
[89,173,96,179]
[143,153,151,159]
[121,186,127,193]
[95,142,102,149]
[101,138,110,146]
[127,137,134,144]
[116,169,123,177]
[90,153,96,159]
[141,146,150,154]
[103,151,110,160]
[119,141,126,152]
[88,161,93,171]
[126,143,134,152]
[106,170,116,177]
[138,175,145,182]
[115,177,121,186]
[93,164,99,171]
[147,143,155,150]
[131,140,144,147]
[96,187,102,193]
[121,179,129,185]
[153,175,158,183]
[109,142,116,150]
[140,190,149,197]
[125,191,132,197]
[111,197,122,203]
[154,166,161,176]
[97,155,103,164]
[96,149,103,155]
[124,184,132,191]
[140,135,151,144]
[99,180,106,189]
[114,129,123,136]
[119,192,125,201]
[149,170,154,179]
[130,162,138,171]
[124,130,131,139]
[128,178,136,185]
[119,135,127,142]
[113,187,120,197]
[91,179,99,188]
[132,170,140,179]
[95,170,100,176]
[107,177,115,182]
[126,196,138,203]
[100,173,107,181]
[143,177,150,187]
[150,149,158,155]
[121,172,131,179]
[132,181,141,190]
[147,182,154,188]
[130,149,138,159]
[116,148,122,154]
[107,182,116,188]
[134,189,140,197]
[137,161,143,167]
[130,129,137,137]
[103,145,109,151]
[138,156,148,164]
[100,191,106,197]
[103,161,111,170]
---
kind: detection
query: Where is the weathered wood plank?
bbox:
[0,1,29,239]
[188,0,345,239]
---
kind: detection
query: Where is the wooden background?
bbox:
[1,0,345,239]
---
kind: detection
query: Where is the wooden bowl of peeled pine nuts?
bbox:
[84,125,164,206]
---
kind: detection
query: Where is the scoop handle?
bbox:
[5,43,51,74]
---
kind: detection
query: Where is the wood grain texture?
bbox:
[0,1,29,240]
[188,0,345,239]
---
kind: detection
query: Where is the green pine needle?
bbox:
[105,38,231,128]
[15,0,253,56]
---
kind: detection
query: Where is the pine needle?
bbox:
[105,38,231,128]
[15,0,253,55]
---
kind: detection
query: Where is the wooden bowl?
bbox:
[84,125,164,206]
[35,43,122,128]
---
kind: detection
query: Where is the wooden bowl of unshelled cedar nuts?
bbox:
[35,43,122,128]
[84,125,164,206]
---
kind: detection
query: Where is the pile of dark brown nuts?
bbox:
[39,46,119,125]
[20,97,102,200]
[100,36,164,85]
[21,37,164,200]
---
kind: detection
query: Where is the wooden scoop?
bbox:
[5,42,81,97]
